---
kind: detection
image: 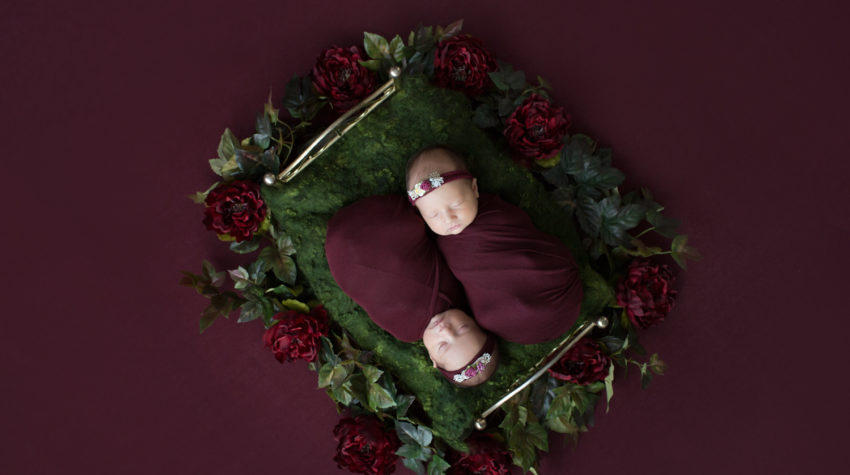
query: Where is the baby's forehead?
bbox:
[409,152,461,182]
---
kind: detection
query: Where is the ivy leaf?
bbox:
[258,246,297,284]
[276,234,296,256]
[395,394,415,419]
[396,421,432,447]
[283,75,322,120]
[331,383,354,406]
[361,364,383,383]
[229,237,261,254]
[671,234,702,269]
[400,455,425,475]
[260,149,280,174]
[426,454,450,475]
[364,32,390,59]
[648,353,667,375]
[576,195,602,237]
[646,209,681,238]
[367,382,396,410]
[496,96,516,117]
[640,363,653,389]
[599,200,644,247]
[189,182,219,204]
[537,75,551,90]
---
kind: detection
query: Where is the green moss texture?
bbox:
[261,77,611,443]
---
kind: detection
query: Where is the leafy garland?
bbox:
[181,20,699,475]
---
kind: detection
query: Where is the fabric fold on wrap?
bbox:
[437,194,583,344]
[325,195,466,342]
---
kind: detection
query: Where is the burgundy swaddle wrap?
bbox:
[325,195,466,342]
[436,194,583,344]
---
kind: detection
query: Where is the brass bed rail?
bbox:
[263,67,403,186]
[474,316,609,430]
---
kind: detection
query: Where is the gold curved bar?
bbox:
[274,70,402,184]
[474,316,609,430]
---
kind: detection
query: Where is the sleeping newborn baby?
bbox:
[325,195,498,387]
[406,145,584,345]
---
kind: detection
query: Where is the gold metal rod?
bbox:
[474,316,609,430]
[272,68,401,184]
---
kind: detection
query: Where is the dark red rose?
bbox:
[203,180,267,242]
[333,415,400,475]
[433,35,497,96]
[262,306,329,363]
[447,432,512,475]
[548,338,610,385]
[311,46,377,112]
[504,93,571,163]
[616,259,677,329]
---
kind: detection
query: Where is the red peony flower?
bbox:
[333,415,401,475]
[504,93,571,163]
[262,306,329,363]
[203,180,267,242]
[548,338,610,385]
[447,432,512,475]
[311,46,377,112]
[616,259,678,329]
[433,35,497,96]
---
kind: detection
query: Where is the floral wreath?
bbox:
[181,20,700,475]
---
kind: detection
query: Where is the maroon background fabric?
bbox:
[438,194,583,344]
[326,195,465,342]
[2,1,847,474]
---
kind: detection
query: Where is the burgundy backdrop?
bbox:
[3,0,848,473]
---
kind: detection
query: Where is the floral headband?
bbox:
[407,170,474,204]
[438,333,497,384]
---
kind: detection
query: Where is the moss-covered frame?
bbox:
[261,78,613,444]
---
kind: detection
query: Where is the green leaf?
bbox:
[648,353,667,375]
[599,200,644,247]
[229,237,261,254]
[217,128,238,161]
[671,234,701,269]
[603,362,615,412]
[646,209,681,238]
[331,383,354,406]
[401,456,425,475]
[361,364,383,383]
[280,299,310,313]
[576,195,602,237]
[367,382,396,410]
[440,19,463,40]
[412,25,435,53]
[364,32,390,59]
[283,75,322,120]
[276,235,296,256]
[389,34,405,62]
[537,75,551,90]
[426,454,450,475]
[189,182,219,204]
[396,394,415,418]
[359,58,382,71]
[258,246,297,284]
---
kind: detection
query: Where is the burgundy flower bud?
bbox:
[447,432,512,475]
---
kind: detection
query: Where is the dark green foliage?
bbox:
[261,78,610,444]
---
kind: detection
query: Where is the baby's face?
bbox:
[413,179,479,235]
[422,309,487,371]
